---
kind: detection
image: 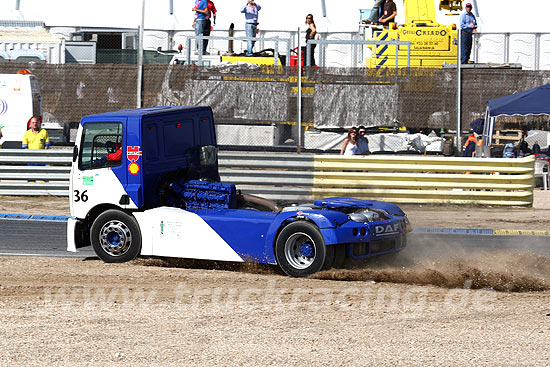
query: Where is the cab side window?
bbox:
[79,122,123,170]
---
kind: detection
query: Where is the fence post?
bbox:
[297,27,302,154]
[456,29,462,156]
[136,0,145,108]
[535,33,540,70]
[504,33,510,63]
[273,37,279,69]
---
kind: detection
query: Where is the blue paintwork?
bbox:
[79,107,408,266]
[191,208,277,262]
[80,106,218,209]
[301,243,314,257]
[191,197,408,265]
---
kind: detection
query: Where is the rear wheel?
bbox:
[275,221,326,277]
[90,210,142,263]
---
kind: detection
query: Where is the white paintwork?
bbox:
[70,124,138,218]
[70,167,138,218]
[67,217,77,252]
[0,74,41,144]
[134,207,244,262]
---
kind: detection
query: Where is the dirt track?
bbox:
[1,196,550,365]
[0,252,548,366]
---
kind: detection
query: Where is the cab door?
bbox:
[70,120,133,219]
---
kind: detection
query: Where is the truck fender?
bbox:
[263,211,342,263]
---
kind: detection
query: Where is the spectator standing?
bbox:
[340,127,360,156]
[357,126,370,155]
[463,132,477,157]
[203,0,217,54]
[459,3,477,64]
[241,1,261,56]
[379,0,397,27]
[192,0,209,55]
[303,14,317,66]
[365,0,385,24]
[22,116,50,149]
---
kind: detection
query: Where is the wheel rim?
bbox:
[98,220,132,257]
[284,232,316,270]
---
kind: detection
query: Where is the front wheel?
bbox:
[90,210,142,263]
[275,221,326,277]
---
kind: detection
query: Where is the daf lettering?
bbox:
[375,223,400,234]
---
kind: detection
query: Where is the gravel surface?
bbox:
[1,195,550,365]
[0,257,548,366]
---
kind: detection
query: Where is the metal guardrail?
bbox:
[312,155,535,206]
[0,149,72,196]
[306,39,411,69]
[472,32,550,70]
[0,150,536,206]
[185,35,292,67]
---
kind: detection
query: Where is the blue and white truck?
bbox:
[67,106,411,277]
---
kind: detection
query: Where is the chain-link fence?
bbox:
[3,23,550,152]
[2,60,550,152]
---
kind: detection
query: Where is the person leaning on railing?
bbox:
[340,127,360,156]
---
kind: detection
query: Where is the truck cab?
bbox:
[69,106,219,249]
[70,106,218,218]
[69,106,410,277]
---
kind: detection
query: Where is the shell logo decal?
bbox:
[128,162,140,175]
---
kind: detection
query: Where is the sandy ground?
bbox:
[3,190,550,230]
[0,195,549,365]
[0,255,548,366]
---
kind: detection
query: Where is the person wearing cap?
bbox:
[459,3,477,64]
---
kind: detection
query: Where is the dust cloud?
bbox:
[314,239,550,292]
[136,239,550,292]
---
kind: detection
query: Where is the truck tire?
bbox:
[332,244,346,269]
[275,221,326,277]
[90,210,142,263]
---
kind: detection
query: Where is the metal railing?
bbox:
[0,149,72,196]
[184,35,292,67]
[0,150,535,206]
[306,39,411,69]
[472,32,550,70]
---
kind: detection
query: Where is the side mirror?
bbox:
[200,145,218,166]
[72,145,79,162]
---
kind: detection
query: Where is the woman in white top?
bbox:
[340,127,359,156]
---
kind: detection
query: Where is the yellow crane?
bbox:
[366,0,464,68]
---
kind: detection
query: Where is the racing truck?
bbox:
[67,106,411,277]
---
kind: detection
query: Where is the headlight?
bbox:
[349,213,368,222]
[348,210,379,222]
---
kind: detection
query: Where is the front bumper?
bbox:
[346,232,407,259]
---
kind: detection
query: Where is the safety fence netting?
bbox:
[1,62,550,150]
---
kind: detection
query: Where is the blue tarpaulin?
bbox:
[488,84,550,117]
[483,84,550,146]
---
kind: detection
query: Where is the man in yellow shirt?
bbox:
[22,116,51,149]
